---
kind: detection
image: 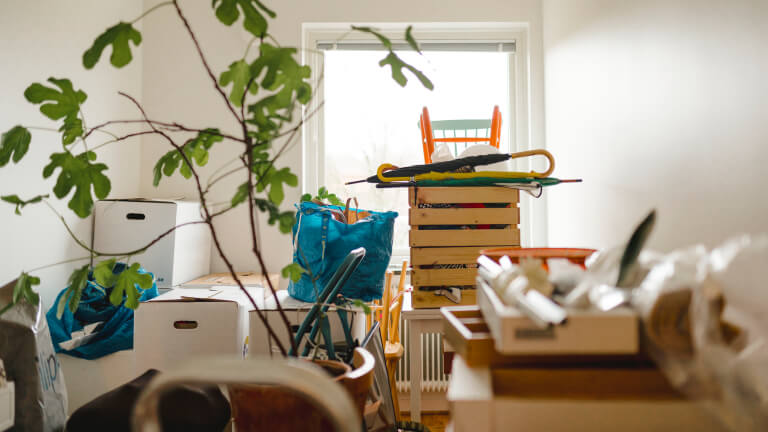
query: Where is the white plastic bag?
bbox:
[635,235,768,431]
[0,279,68,431]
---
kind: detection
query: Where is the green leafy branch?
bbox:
[301,187,344,206]
[351,25,434,90]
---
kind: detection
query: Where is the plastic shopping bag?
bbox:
[288,201,397,302]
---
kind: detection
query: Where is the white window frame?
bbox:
[301,22,543,252]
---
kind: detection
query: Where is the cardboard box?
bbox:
[182,272,281,290]
[93,200,211,288]
[477,281,638,355]
[248,289,367,356]
[134,288,250,372]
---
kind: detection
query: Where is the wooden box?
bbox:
[443,306,725,432]
[441,306,649,368]
[477,280,639,355]
[448,355,726,432]
[408,187,520,308]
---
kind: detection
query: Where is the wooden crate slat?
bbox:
[409,187,519,206]
[491,368,682,399]
[411,288,477,309]
[410,228,520,247]
[409,207,519,226]
[411,246,490,265]
[412,268,477,286]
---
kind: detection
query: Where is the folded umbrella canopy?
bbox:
[346,149,556,185]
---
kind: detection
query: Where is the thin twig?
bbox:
[206,165,246,192]
[85,119,245,143]
[172,0,242,124]
[90,130,156,152]
[131,1,173,24]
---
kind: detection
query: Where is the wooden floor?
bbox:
[401,412,450,432]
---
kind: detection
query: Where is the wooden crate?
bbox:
[408,187,520,309]
[477,281,639,354]
[441,306,650,368]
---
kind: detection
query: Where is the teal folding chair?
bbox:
[289,247,367,360]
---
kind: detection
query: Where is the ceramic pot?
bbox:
[230,347,375,432]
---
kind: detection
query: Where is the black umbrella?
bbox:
[346,153,512,185]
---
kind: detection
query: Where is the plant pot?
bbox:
[229,347,375,432]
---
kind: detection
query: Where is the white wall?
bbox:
[139,0,545,279]
[0,1,144,308]
[543,0,768,251]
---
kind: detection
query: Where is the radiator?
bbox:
[395,317,450,392]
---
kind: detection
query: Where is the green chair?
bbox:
[419,105,501,163]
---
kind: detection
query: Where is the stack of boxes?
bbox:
[408,186,520,308]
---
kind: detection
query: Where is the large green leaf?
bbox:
[351,26,434,90]
[1,194,48,215]
[93,259,118,287]
[42,151,111,218]
[246,43,312,134]
[219,59,257,107]
[153,129,223,186]
[13,273,40,307]
[212,0,276,37]
[281,263,305,283]
[378,52,434,90]
[254,197,295,233]
[0,126,31,166]
[56,264,90,318]
[83,22,142,69]
[405,26,421,53]
[110,262,153,309]
[253,165,297,205]
[24,78,88,145]
[231,182,250,207]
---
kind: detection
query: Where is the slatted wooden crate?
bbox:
[408,187,520,308]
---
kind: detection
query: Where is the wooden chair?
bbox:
[419,105,502,163]
[380,261,408,420]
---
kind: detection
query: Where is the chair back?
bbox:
[419,105,502,163]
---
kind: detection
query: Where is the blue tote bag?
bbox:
[288,201,397,302]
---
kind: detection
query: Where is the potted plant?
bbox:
[0,0,431,427]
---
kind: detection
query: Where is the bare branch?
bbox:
[172,0,242,124]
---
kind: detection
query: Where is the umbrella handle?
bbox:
[508,149,555,178]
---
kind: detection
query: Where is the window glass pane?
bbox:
[323,50,512,256]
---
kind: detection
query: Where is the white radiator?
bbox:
[395,317,450,393]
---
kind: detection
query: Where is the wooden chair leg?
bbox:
[386,359,401,421]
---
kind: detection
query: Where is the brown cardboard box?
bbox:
[181,272,281,290]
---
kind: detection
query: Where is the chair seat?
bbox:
[384,341,404,360]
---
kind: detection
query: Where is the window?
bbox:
[303,24,535,260]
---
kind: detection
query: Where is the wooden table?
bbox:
[402,291,443,423]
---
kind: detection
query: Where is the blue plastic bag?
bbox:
[288,201,397,302]
[46,262,158,359]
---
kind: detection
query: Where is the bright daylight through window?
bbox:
[320,48,514,258]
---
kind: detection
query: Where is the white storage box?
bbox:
[93,199,211,288]
[248,289,366,356]
[134,289,250,372]
[477,280,638,354]
[0,382,13,431]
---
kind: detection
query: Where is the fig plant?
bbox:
[0,0,431,356]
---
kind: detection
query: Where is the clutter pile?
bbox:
[446,209,768,432]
